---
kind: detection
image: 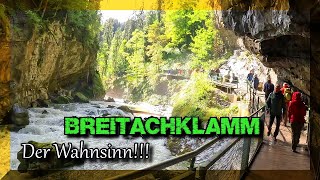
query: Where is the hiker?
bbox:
[266,84,286,141]
[288,92,307,152]
[209,69,215,80]
[253,74,259,90]
[247,69,254,82]
[263,76,274,101]
[224,71,231,83]
[215,69,220,78]
[281,82,289,94]
[231,73,239,84]
[281,83,292,126]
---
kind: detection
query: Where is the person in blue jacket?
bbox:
[247,69,254,82]
[263,76,274,101]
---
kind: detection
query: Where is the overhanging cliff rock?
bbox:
[213,0,319,106]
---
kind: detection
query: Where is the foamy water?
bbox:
[10,101,175,170]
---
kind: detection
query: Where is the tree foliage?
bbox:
[97,6,237,102]
[1,0,101,49]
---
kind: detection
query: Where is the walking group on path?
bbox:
[247,70,309,153]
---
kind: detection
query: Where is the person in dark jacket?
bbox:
[266,84,286,141]
[231,73,239,84]
[288,92,307,152]
[263,76,274,101]
[253,74,259,90]
[209,69,215,79]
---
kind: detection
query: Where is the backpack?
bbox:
[284,88,292,102]
[265,83,273,94]
[268,92,284,115]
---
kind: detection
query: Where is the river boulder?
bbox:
[51,95,71,104]
[30,99,51,108]
[104,96,115,102]
[42,110,49,115]
[4,104,30,130]
[36,99,50,108]
[73,92,89,103]
[117,105,133,114]
[17,141,84,177]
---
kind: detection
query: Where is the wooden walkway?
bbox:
[159,74,189,80]
[211,80,238,94]
[245,114,313,180]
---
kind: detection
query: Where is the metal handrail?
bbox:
[199,106,265,179]
[107,138,220,180]
[199,137,242,169]
[107,106,266,180]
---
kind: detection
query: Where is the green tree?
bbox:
[164,10,191,48]
[190,12,216,60]
[146,21,166,71]
[107,30,125,76]
[125,29,146,77]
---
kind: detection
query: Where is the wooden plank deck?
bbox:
[211,80,238,89]
[245,114,313,180]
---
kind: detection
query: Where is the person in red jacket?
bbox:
[288,92,307,152]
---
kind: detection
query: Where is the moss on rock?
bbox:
[17,141,84,177]
[92,72,105,100]
[52,96,70,104]
[73,92,89,103]
[117,106,132,114]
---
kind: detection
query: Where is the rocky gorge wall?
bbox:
[0,12,104,123]
[0,9,12,121]
[215,0,311,96]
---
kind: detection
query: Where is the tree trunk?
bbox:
[38,0,44,11]
[41,0,48,18]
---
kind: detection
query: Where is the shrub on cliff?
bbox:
[172,72,238,121]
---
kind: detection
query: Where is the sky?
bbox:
[100,10,135,23]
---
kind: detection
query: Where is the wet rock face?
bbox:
[217,10,292,39]
[215,0,313,38]
[0,39,11,123]
[10,21,95,108]
[0,12,104,121]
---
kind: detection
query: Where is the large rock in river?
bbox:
[3,104,29,130]
[104,96,115,102]
[73,92,89,103]
[17,141,84,177]
[117,105,133,114]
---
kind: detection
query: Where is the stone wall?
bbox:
[0,12,12,121]
[11,21,95,107]
[0,13,103,122]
